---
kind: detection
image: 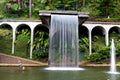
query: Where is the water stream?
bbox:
[110,39,116,73]
[108,39,120,74]
[49,14,79,67]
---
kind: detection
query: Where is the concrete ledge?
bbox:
[0,53,48,66]
[0,64,47,67]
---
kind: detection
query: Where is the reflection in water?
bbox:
[48,71,80,80]
[0,67,120,80]
[108,74,118,80]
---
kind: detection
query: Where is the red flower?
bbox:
[16,0,18,3]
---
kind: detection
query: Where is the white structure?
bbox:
[0,20,120,58]
[83,22,120,54]
[0,20,44,59]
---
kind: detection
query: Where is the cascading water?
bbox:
[48,14,80,70]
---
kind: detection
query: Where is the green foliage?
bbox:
[96,17,120,21]
[79,37,89,52]
[0,28,12,54]
[88,34,110,63]
[11,3,18,11]
[15,29,30,57]
[0,0,6,18]
[32,31,49,60]
[116,41,120,55]
[33,31,49,49]
[0,29,12,37]
[87,46,110,62]
[93,35,99,42]
[32,48,48,60]
[0,0,120,19]
[98,46,110,59]
[16,29,30,44]
[87,52,102,62]
[80,2,100,16]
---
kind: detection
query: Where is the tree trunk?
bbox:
[29,0,32,18]
[105,4,109,17]
[83,0,85,6]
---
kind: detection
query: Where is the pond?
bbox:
[0,66,120,80]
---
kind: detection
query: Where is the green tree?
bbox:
[15,29,30,57]
[98,0,114,16]
[0,0,6,18]
[111,1,120,18]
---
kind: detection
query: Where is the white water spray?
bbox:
[108,39,120,74]
[48,14,80,70]
[110,39,116,73]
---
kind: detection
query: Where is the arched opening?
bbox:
[92,26,106,53]
[33,24,49,61]
[79,25,89,60]
[109,26,120,42]
[15,24,31,58]
[0,24,12,54]
[109,26,120,55]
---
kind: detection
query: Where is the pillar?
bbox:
[12,28,16,54]
[105,31,109,46]
[30,29,34,59]
[89,30,92,55]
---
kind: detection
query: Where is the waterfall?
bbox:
[49,14,79,67]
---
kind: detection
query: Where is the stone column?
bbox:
[105,31,109,46]
[30,29,34,59]
[89,30,92,55]
[12,27,16,54]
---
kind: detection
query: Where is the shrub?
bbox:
[116,41,120,55]
[86,46,110,62]
[32,48,48,61]
[87,52,101,62]
[98,46,110,59]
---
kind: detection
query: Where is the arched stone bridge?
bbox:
[0,20,120,58]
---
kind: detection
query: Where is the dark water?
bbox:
[0,66,120,80]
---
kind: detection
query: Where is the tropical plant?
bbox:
[87,46,110,62]
[15,29,30,57]
[79,37,89,52]
[32,31,49,60]
[1,0,120,19]
[0,28,12,54]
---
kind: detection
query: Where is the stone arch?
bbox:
[109,26,120,41]
[0,23,13,54]
[33,24,49,59]
[92,26,106,36]
[0,23,12,29]
[34,24,49,40]
[15,24,31,57]
[34,24,49,32]
[79,25,89,60]
[92,26,106,52]
[79,25,89,37]
[34,24,49,42]
[16,24,31,32]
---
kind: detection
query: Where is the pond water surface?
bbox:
[0,66,120,80]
